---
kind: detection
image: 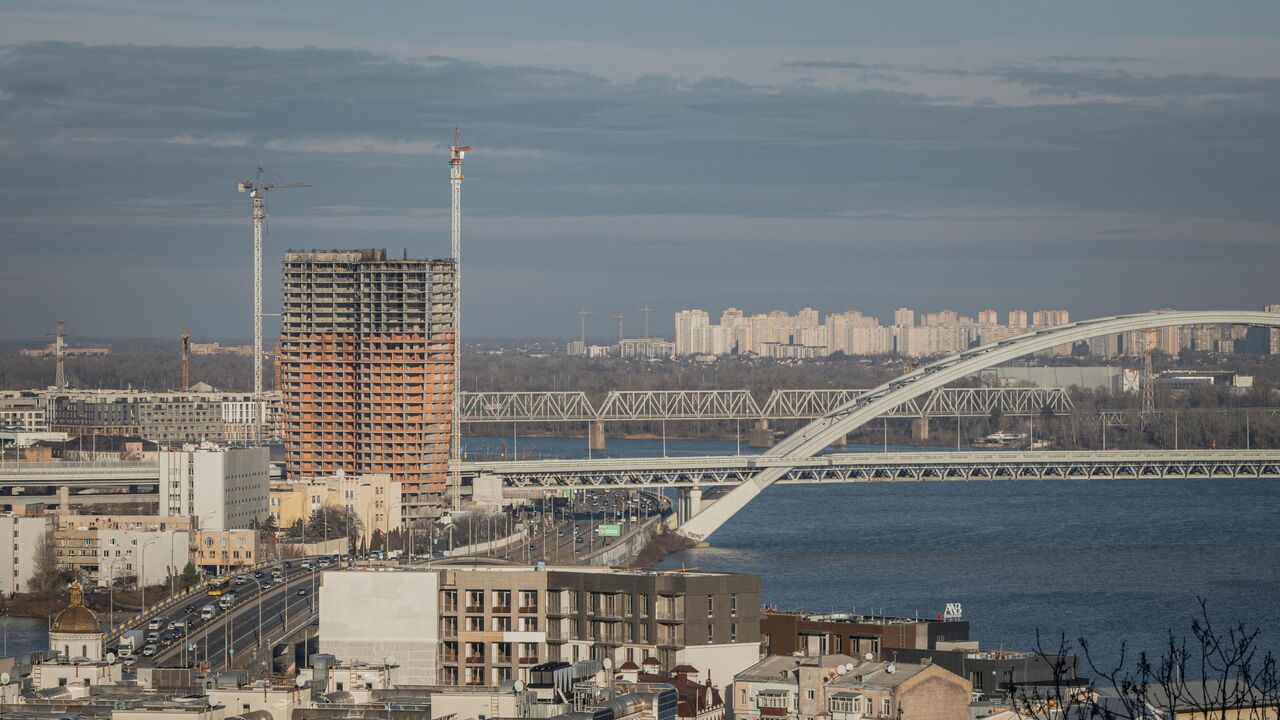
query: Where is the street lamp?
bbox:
[140,538,161,611]
[238,574,266,667]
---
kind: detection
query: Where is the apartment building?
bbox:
[0,511,53,594]
[158,443,270,531]
[52,514,193,585]
[732,654,971,720]
[0,395,47,432]
[761,610,970,657]
[280,249,456,513]
[41,388,281,443]
[190,529,259,574]
[270,471,402,545]
[319,565,761,690]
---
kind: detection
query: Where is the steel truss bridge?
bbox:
[459,449,1280,489]
[458,386,1073,423]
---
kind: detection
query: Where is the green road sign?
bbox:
[596,524,621,537]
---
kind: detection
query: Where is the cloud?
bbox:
[1,41,1278,337]
[161,133,251,148]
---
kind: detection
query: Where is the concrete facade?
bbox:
[98,530,189,586]
[318,569,440,686]
[0,513,52,594]
[280,249,457,512]
[159,444,270,531]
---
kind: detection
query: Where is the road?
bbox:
[133,561,326,672]
[495,489,666,564]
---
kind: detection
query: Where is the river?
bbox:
[466,435,1280,661]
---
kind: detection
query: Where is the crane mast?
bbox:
[238,168,310,443]
[449,129,470,508]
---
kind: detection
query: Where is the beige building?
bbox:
[733,654,971,720]
[53,513,194,585]
[191,529,259,573]
[270,472,402,545]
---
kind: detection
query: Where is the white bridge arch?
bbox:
[677,310,1280,540]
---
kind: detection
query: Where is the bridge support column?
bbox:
[830,434,847,448]
[677,487,703,525]
[588,421,606,451]
[747,420,774,448]
[911,417,930,441]
[58,485,70,512]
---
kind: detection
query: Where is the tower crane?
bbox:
[237,168,310,443]
[449,129,471,508]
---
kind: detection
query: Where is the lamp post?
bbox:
[140,538,161,612]
[239,575,266,662]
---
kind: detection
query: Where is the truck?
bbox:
[218,591,237,610]
[200,603,219,621]
[118,629,146,658]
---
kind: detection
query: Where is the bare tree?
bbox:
[30,528,62,597]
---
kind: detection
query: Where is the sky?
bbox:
[3,1,1280,340]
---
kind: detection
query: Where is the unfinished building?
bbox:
[280,249,457,514]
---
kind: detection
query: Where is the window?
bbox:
[730,593,738,615]
[882,699,891,717]
[707,624,714,643]
[731,623,738,642]
[707,595,714,616]
[807,690,815,700]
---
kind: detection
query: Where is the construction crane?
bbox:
[181,326,191,390]
[640,307,653,339]
[237,168,311,443]
[613,314,626,343]
[449,129,471,509]
[53,320,67,389]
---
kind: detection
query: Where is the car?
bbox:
[146,631,159,643]
[297,588,309,596]
[122,656,137,667]
[262,581,274,590]
[165,621,177,631]
[282,560,292,568]
[147,619,161,631]
[300,560,313,569]
[184,604,199,614]
[234,575,248,585]
[253,570,264,578]
[141,643,158,657]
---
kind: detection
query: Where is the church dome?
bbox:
[51,583,100,635]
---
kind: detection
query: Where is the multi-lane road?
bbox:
[496,489,667,563]
[132,560,325,673]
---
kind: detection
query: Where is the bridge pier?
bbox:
[677,487,703,524]
[747,420,774,448]
[830,434,847,448]
[911,417,930,442]
[588,421,606,451]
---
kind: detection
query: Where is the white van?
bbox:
[200,603,218,620]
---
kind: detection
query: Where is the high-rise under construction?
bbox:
[280,249,456,513]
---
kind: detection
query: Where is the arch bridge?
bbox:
[675,310,1280,540]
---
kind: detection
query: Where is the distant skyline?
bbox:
[3,1,1280,338]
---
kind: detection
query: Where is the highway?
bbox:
[131,560,325,673]
[495,489,666,563]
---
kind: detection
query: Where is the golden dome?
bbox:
[51,583,100,634]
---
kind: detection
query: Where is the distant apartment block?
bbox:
[280,249,456,512]
[37,387,281,444]
[672,304,1280,360]
[673,307,1071,359]
[0,511,53,594]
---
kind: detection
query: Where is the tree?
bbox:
[1012,601,1280,720]
[177,562,201,590]
[306,504,362,544]
[30,528,62,597]
[370,529,385,553]
[988,406,1004,431]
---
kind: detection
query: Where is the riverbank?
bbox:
[631,529,697,568]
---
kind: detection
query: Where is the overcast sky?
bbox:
[3,1,1279,340]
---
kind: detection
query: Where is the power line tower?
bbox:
[181,326,191,390]
[449,129,471,509]
[612,314,625,343]
[237,168,310,443]
[577,309,592,347]
[640,307,653,338]
[53,319,67,389]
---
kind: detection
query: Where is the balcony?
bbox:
[465,605,484,614]
[465,656,485,665]
[518,605,538,614]
[519,657,539,665]
[492,605,512,614]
